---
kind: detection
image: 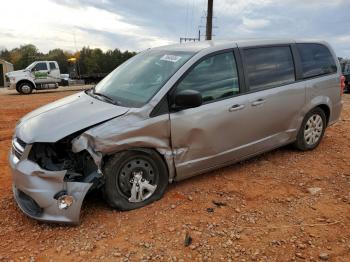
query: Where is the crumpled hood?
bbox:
[16,91,129,143]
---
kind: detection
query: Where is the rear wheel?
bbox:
[103,150,168,210]
[18,82,33,94]
[294,108,326,151]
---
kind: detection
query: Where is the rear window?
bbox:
[243,46,295,91]
[297,43,337,79]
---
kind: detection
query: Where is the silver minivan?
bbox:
[9,39,343,224]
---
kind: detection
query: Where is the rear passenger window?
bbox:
[49,62,56,70]
[297,44,337,79]
[176,52,239,103]
[243,46,295,91]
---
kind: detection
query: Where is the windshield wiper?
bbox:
[93,92,116,104]
[89,87,119,105]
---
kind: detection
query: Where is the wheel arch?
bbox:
[316,104,330,125]
[303,96,332,126]
[16,79,36,89]
[102,147,173,182]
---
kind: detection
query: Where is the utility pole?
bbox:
[205,0,213,40]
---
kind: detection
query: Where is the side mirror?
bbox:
[174,89,202,109]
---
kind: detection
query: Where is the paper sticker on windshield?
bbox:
[160,54,182,63]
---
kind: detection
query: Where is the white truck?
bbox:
[6,61,61,94]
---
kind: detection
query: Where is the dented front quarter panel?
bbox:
[72,109,176,181]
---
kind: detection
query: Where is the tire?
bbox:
[294,107,326,151]
[103,149,168,211]
[18,82,33,94]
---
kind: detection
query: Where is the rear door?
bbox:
[238,45,306,150]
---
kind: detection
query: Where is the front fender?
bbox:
[72,112,176,182]
[16,78,36,88]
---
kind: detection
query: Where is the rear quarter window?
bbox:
[297,43,337,79]
[49,62,57,70]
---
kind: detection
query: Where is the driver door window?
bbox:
[33,62,48,72]
[176,52,240,103]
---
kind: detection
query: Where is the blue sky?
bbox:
[0,0,349,57]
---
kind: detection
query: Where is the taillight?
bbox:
[340,75,345,95]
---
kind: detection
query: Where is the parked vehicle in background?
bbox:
[6,61,61,94]
[59,74,70,86]
[341,61,350,93]
[67,58,108,85]
[9,39,343,224]
[76,73,108,84]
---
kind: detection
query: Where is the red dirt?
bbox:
[0,88,349,261]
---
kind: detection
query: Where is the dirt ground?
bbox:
[0,87,349,262]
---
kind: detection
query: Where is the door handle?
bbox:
[251,98,266,106]
[229,104,245,112]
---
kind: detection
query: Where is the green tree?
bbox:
[14,44,43,70]
[0,44,136,75]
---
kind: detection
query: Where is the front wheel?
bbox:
[18,82,33,94]
[103,150,168,210]
[294,108,326,151]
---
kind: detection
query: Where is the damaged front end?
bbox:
[9,135,103,224]
[9,91,131,224]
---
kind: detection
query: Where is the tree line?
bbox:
[0,44,136,75]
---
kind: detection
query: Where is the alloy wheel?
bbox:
[304,114,323,146]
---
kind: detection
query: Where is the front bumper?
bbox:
[9,148,92,224]
[8,82,16,90]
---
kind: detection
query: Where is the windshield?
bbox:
[25,62,36,70]
[93,49,195,107]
